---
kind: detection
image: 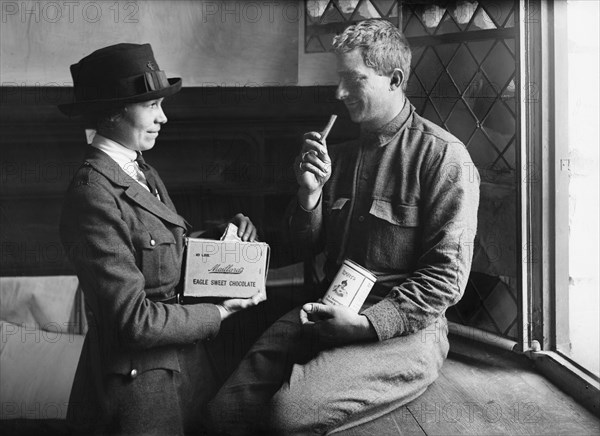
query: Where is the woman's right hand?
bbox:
[215,291,264,320]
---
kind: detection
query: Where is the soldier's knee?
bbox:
[268,392,337,435]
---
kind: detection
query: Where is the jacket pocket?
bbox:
[327,197,351,261]
[366,200,420,270]
[107,346,181,376]
[140,227,179,289]
[369,200,420,227]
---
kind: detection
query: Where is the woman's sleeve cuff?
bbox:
[191,303,222,341]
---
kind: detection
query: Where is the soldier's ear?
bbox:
[390,69,404,90]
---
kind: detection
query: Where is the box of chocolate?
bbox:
[183,225,269,299]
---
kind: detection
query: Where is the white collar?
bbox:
[90,134,139,180]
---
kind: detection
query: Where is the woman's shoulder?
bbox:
[64,161,119,206]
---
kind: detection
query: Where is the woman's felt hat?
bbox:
[58,43,181,116]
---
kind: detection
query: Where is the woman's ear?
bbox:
[390,68,404,91]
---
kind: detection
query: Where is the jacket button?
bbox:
[150,239,156,246]
[130,369,138,379]
[358,216,365,222]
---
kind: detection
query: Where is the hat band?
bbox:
[143,70,170,91]
[74,70,171,102]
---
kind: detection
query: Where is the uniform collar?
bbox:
[359,97,413,148]
[82,147,187,229]
[90,134,138,180]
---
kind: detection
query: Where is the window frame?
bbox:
[521,0,599,414]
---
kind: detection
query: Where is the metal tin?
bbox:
[322,259,377,312]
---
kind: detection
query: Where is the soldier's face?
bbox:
[335,49,397,130]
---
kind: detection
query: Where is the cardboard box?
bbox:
[183,238,270,299]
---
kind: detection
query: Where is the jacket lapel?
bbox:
[123,183,187,228]
[84,148,187,229]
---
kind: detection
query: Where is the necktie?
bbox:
[135,152,160,199]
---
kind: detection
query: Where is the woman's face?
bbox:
[109,98,167,152]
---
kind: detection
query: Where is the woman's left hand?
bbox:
[230,213,258,242]
[216,291,264,320]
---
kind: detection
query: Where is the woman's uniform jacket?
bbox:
[60,147,222,434]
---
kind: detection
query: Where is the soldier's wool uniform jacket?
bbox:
[287,101,480,340]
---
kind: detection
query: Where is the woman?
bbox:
[58,43,261,435]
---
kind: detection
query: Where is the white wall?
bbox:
[1,0,338,87]
[297,5,337,86]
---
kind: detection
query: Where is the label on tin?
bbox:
[322,260,376,312]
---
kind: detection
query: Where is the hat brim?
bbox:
[58,77,182,116]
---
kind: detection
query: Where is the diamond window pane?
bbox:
[352,0,382,20]
[470,310,503,335]
[504,10,515,28]
[433,43,460,66]
[467,40,496,64]
[478,0,515,28]
[411,97,427,114]
[337,0,360,20]
[422,101,444,127]
[410,45,426,68]
[305,35,326,52]
[413,47,445,92]
[435,10,462,35]
[421,5,446,30]
[467,5,497,31]
[371,0,397,17]
[494,137,516,170]
[321,1,345,23]
[306,0,329,23]
[466,74,498,121]
[321,32,337,51]
[449,0,478,30]
[430,98,456,124]
[446,100,478,144]
[503,93,516,115]
[482,42,516,92]
[483,101,516,139]
[406,73,427,100]
[447,44,479,93]
[480,132,512,170]
[467,128,500,168]
[503,38,516,56]
[403,12,429,36]
[501,77,516,101]
[431,72,460,111]
[401,6,412,29]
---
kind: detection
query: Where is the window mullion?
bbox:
[551,0,571,353]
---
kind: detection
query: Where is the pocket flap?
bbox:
[331,197,350,210]
[142,228,176,248]
[107,347,181,375]
[369,200,419,227]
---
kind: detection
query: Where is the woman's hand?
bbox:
[294,132,332,210]
[215,291,264,321]
[230,213,258,241]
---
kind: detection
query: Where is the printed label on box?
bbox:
[183,238,269,299]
